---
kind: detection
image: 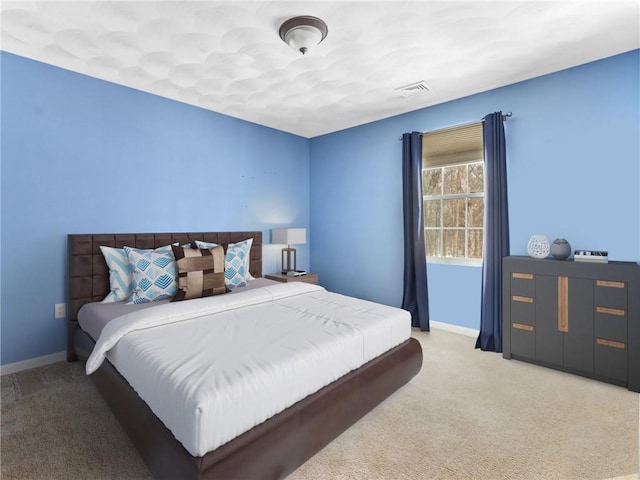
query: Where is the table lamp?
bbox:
[272,228,306,274]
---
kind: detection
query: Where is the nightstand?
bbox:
[265,272,318,285]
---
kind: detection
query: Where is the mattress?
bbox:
[78,277,278,340]
[84,282,411,457]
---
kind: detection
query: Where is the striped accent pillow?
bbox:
[195,238,254,287]
[172,245,227,301]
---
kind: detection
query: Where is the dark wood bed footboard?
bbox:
[74,328,423,480]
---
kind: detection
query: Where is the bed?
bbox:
[68,231,423,480]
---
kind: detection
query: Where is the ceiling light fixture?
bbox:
[279,16,328,55]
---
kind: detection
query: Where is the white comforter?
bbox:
[87,282,411,456]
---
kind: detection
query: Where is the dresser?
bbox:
[502,256,640,392]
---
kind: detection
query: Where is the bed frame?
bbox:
[68,231,423,480]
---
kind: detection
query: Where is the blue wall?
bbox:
[1,52,310,365]
[310,50,640,330]
[2,50,638,365]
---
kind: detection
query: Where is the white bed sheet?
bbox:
[78,277,279,341]
[86,282,411,456]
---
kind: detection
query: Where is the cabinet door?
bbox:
[563,278,594,374]
[535,275,563,365]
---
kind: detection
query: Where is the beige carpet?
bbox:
[1,329,638,479]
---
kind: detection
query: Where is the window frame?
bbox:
[423,159,484,267]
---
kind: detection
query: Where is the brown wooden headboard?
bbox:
[67,231,262,361]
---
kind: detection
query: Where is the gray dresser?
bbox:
[502,256,640,392]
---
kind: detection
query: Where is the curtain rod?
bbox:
[397,111,512,141]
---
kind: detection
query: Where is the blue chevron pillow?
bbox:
[100,246,134,303]
[225,239,253,287]
[124,246,178,304]
[100,245,174,303]
[195,238,254,288]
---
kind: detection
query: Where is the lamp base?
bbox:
[281,247,297,273]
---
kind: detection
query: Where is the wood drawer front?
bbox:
[511,273,535,297]
[594,281,627,310]
[594,339,627,382]
[594,308,627,343]
[511,327,535,359]
[511,298,535,327]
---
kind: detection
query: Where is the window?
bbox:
[422,123,484,265]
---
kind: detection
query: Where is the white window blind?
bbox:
[422,122,483,167]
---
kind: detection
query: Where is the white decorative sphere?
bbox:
[527,234,550,259]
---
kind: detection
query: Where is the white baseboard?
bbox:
[430,320,479,338]
[1,351,67,376]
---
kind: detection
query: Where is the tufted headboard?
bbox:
[67,231,262,360]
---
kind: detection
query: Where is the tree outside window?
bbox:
[423,160,484,264]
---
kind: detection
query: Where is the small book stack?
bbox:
[285,270,307,277]
[574,250,608,263]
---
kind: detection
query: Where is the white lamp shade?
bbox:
[272,228,306,245]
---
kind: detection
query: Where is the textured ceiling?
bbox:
[1,1,638,138]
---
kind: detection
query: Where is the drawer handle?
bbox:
[557,276,569,333]
[512,295,533,303]
[596,306,625,316]
[512,272,533,280]
[596,338,625,349]
[596,280,625,289]
[512,323,534,332]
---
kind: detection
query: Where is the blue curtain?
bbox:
[401,132,430,331]
[476,112,509,351]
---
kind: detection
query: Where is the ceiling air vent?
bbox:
[395,80,431,97]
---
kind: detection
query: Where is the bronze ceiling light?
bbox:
[279,15,328,55]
